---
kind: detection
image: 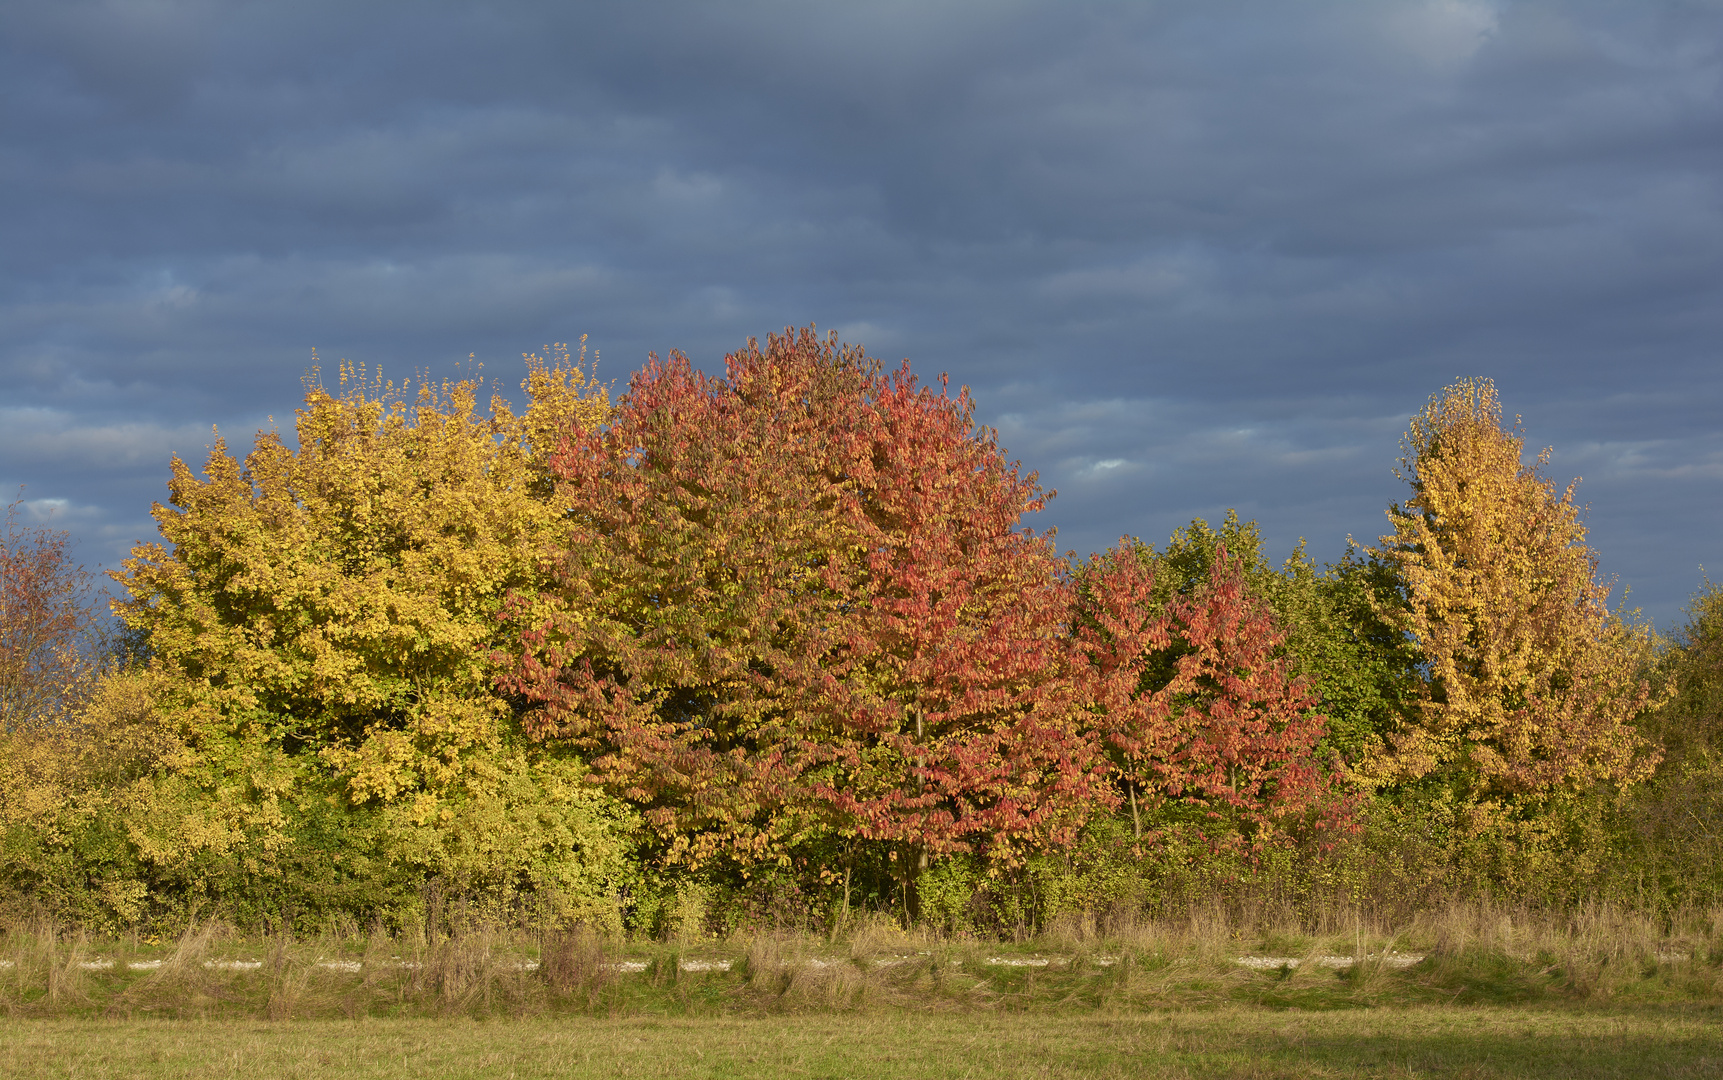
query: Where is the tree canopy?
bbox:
[106,349,633,921]
[1370,377,1657,798]
[4,337,1706,931]
[508,329,1103,878]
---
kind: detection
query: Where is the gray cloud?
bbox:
[1,0,1719,624]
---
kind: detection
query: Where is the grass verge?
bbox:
[3,1007,1722,1079]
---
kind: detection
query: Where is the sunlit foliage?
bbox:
[1370,377,1658,798]
[1076,542,1338,849]
[5,339,1713,932]
[510,329,1103,884]
[107,348,634,923]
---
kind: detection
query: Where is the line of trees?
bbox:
[1,330,1715,934]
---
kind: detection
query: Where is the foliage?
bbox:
[1,498,107,732]
[1083,511,1419,763]
[1642,578,1723,765]
[1620,580,1723,906]
[10,333,1722,932]
[1369,377,1658,799]
[1076,543,1337,850]
[0,666,182,928]
[104,349,634,926]
[510,327,1104,885]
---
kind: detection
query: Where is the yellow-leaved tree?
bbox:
[1372,378,1658,801]
[111,346,635,927]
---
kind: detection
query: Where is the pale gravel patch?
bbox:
[3,948,1706,981]
[678,959,730,972]
[1234,953,1424,970]
[599,957,866,973]
[315,959,363,973]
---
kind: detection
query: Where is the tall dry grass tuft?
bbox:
[334,923,395,1020]
[1099,908,1176,981]
[1039,912,1098,954]
[782,952,867,1009]
[106,919,226,1017]
[263,931,316,1020]
[410,923,535,1016]
[1175,904,1241,972]
[1,919,95,1012]
[541,925,613,1004]
[742,932,869,1010]
[0,918,45,1012]
[1672,906,1723,967]
[0,919,22,1010]
[844,913,916,965]
[741,932,802,997]
[1398,899,1723,1000]
[46,927,92,1009]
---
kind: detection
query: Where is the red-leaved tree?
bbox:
[1076,544,1338,848]
[507,328,1106,881]
[1,497,102,732]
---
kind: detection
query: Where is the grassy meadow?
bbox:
[3,902,1723,1077]
[6,1008,1723,1079]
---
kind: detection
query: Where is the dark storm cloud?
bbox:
[2,0,1719,625]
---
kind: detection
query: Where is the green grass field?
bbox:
[4,1008,1722,1079]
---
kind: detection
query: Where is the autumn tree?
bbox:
[1075,543,1335,848]
[1093,512,1419,763]
[1,497,105,732]
[1645,579,1723,766]
[821,343,1104,877]
[510,328,1104,889]
[1370,378,1657,799]
[1612,580,1723,904]
[0,663,186,927]
[110,349,634,922]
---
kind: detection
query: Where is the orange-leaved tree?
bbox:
[1076,543,1337,849]
[1371,378,1657,799]
[508,328,1105,885]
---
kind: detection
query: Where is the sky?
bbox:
[2,0,1719,630]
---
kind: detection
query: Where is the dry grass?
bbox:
[540,925,613,1004]
[1,900,1720,1020]
[2,902,1721,1077]
[742,932,868,1009]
